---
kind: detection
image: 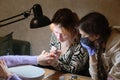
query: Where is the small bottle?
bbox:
[70,75,78,80]
[59,76,65,80]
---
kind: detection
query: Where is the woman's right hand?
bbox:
[80,41,96,56]
[37,50,56,66]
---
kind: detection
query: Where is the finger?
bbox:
[0,60,3,63]
[41,50,46,54]
[46,55,54,60]
[50,46,57,52]
[2,60,6,65]
[0,60,4,65]
[0,61,2,64]
[49,53,57,58]
[2,60,7,68]
[57,50,61,53]
[51,46,57,51]
[56,50,61,55]
[45,52,50,55]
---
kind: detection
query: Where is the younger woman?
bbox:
[79,12,120,80]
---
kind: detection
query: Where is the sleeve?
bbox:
[7,74,22,80]
[89,62,98,80]
[107,31,120,79]
[0,55,38,67]
[54,44,89,74]
[108,51,120,79]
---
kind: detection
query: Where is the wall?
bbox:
[0,0,120,55]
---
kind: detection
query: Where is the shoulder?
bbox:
[106,27,120,54]
[107,28,120,45]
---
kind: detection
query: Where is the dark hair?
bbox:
[79,12,111,43]
[52,8,80,44]
[79,12,112,80]
[52,8,79,28]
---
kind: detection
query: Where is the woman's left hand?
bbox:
[0,60,12,79]
[107,76,115,80]
[37,50,56,66]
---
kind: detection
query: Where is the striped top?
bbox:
[49,33,89,74]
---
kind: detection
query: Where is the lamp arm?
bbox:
[0,11,31,27]
[0,17,26,27]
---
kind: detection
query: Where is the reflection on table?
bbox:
[43,68,92,80]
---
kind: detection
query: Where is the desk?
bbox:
[43,68,92,80]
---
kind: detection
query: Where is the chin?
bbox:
[59,39,65,42]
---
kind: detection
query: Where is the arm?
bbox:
[106,29,120,80]
[89,55,98,80]
[7,74,22,80]
[80,40,98,79]
[0,55,37,67]
[108,47,120,79]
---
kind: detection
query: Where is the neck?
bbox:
[61,40,70,47]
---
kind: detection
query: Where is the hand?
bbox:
[107,75,115,80]
[49,54,58,67]
[37,50,56,66]
[49,58,59,67]
[50,46,58,54]
[0,60,12,79]
[107,77,114,80]
[80,41,96,56]
[49,46,61,67]
[49,50,61,67]
[50,46,61,56]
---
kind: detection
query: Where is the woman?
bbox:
[78,12,120,80]
[48,8,89,74]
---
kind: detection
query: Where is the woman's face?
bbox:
[79,29,99,42]
[51,23,70,42]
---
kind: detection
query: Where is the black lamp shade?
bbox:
[30,16,51,28]
[30,4,51,28]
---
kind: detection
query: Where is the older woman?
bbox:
[48,8,89,74]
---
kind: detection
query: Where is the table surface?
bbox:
[42,68,92,80]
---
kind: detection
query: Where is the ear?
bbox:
[49,23,54,31]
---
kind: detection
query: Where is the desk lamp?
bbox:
[0,4,51,28]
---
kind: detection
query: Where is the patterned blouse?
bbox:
[49,33,89,74]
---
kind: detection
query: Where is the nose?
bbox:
[57,34,62,40]
[81,35,84,38]
[81,35,88,38]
